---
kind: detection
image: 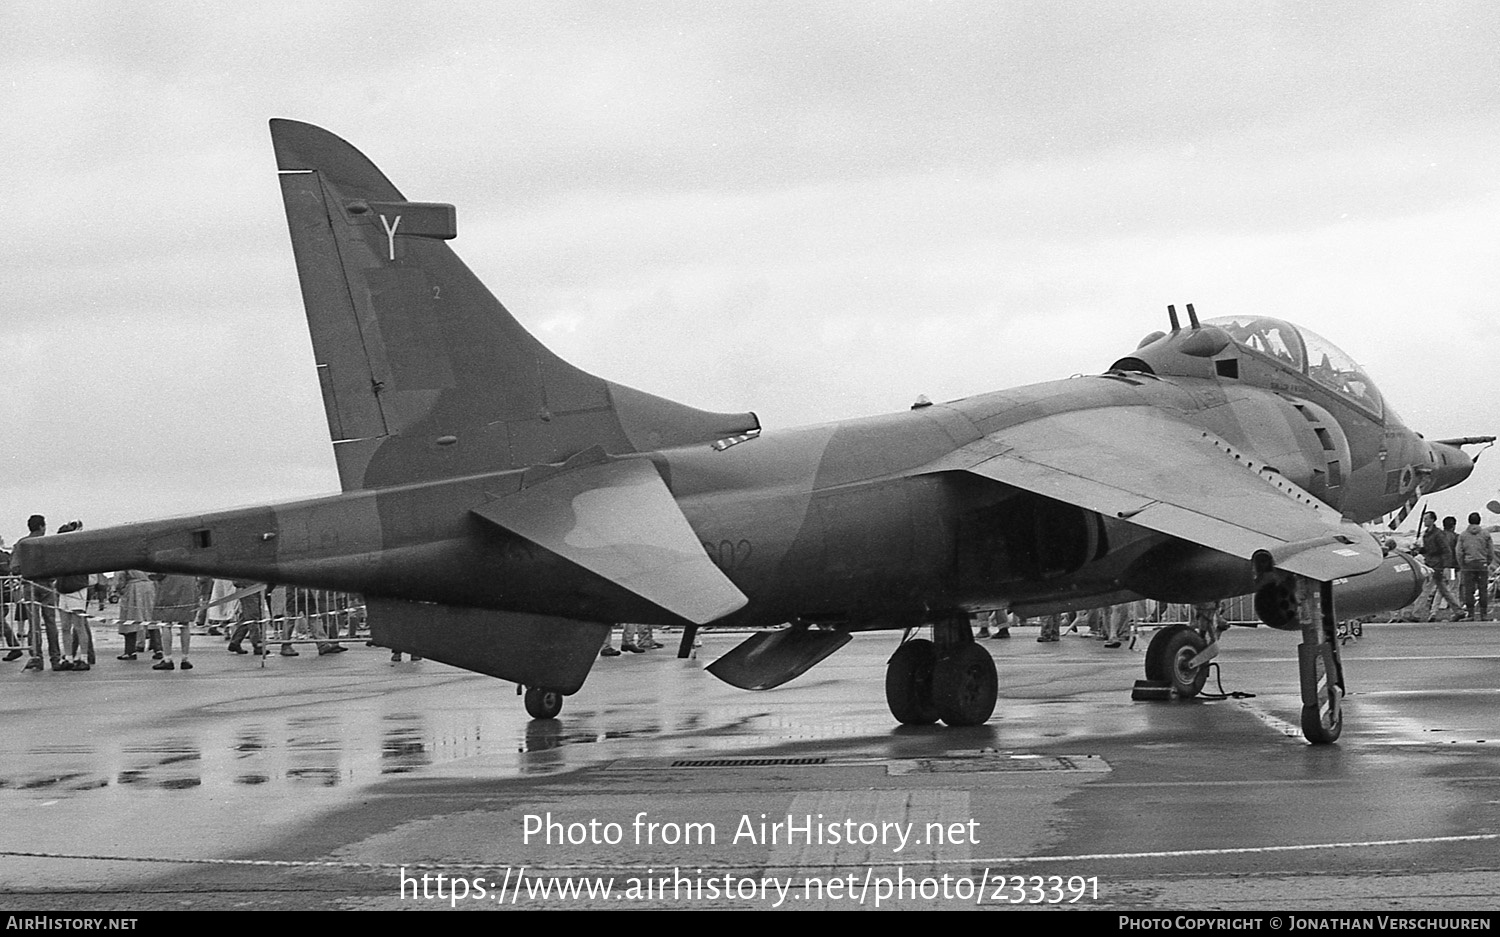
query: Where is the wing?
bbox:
[472,456,748,624]
[921,406,1381,580]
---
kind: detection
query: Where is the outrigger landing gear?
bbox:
[1254,563,1345,745]
[885,616,998,727]
[1295,579,1344,744]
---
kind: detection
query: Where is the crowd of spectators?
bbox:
[1386,511,1498,622]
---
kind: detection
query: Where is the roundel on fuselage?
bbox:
[1206,316,1384,419]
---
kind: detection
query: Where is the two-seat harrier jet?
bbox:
[20,120,1490,744]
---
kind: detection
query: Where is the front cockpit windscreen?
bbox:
[1207,316,1383,417]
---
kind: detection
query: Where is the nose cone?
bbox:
[1427,442,1474,493]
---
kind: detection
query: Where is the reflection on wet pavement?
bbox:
[8,713,440,796]
[2,695,960,801]
[1,701,751,801]
[0,625,1498,911]
[4,627,1496,855]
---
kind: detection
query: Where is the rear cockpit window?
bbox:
[1299,324,1383,418]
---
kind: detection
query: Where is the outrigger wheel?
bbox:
[524,686,564,719]
[1301,696,1342,744]
[1144,624,1209,699]
[1254,560,1347,745]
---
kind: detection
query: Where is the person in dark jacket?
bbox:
[1417,511,1462,620]
[12,515,61,671]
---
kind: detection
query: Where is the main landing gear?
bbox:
[886,616,998,726]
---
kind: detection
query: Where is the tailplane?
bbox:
[271,119,756,490]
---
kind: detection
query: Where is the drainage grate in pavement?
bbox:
[669,757,830,768]
[888,754,1109,775]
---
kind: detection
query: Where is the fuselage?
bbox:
[22,320,1469,634]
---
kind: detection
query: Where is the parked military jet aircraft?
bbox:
[19,120,1491,744]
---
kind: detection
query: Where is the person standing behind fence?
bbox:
[268,584,299,656]
[150,573,199,671]
[206,578,239,637]
[194,577,214,634]
[87,572,109,611]
[0,539,21,662]
[301,588,347,656]
[1457,512,1495,622]
[52,521,94,671]
[272,585,344,656]
[226,580,265,656]
[1104,600,1147,648]
[13,514,62,672]
[115,569,155,660]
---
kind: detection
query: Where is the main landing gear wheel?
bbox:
[1145,625,1208,699]
[931,643,998,726]
[524,686,563,719]
[886,639,939,725]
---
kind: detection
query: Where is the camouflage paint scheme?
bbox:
[18,121,1486,708]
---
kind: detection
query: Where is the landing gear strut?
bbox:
[1254,564,1345,744]
[1295,580,1344,744]
[885,616,997,727]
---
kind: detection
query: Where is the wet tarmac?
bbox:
[1,620,1498,910]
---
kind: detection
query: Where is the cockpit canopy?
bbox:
[1206,316,1383,418]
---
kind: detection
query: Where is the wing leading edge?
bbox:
[921,407,1381,581]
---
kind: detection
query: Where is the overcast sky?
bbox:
[3,1,1498,542]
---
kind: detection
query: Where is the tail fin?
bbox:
[271,119,757,490]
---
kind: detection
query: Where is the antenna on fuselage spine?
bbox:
[1186,303,1200,329]
[1167,305,1181,331]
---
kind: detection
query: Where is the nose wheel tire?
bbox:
[931,643,998,726]
[524,686,563,719]
[886,639,939,725]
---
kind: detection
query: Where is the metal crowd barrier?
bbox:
[0,575,368,664]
